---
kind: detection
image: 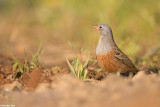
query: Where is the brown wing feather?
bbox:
[113,48,136,69]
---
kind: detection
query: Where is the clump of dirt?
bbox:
[19,67,52,91]
[0,65,13,88]
[87,70,108,80]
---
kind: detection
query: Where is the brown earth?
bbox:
[0,47,160,107]
[0,72,160,107]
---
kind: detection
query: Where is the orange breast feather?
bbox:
[96,49,133,73]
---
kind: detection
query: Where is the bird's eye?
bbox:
[99,26,102,29]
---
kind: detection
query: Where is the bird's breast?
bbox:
[96,40,112,55]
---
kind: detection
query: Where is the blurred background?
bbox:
[0,0,159,68]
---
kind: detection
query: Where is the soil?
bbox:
[0,48,160,107]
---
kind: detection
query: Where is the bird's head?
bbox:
[93,24,113,38]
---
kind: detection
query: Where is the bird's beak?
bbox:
[93,25,99,30]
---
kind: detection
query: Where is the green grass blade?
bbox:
[12,62,18,71]
[72,58,76,68]
[24,48,29,65]
[80,43,86,53]
[18,65,23,73]
[83,69,88,80]
[66,57,75,75]
[11,51,19,62]
[40,48,45,55]
[37,43,42,56]
[68,41,75,58]
[30,62,37,67]
[83,51,90,68]
[30,51,35,63]
[77,69,80,78]
[78,63,83,79]
[75,55,80,73]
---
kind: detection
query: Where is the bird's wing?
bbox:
[113,47,136,68]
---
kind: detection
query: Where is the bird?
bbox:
[93,24,138,75]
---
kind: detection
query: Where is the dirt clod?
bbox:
[19,67,51,91]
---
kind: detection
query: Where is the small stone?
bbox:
[2,81,22,92]
[35,83,50,92]
[132,71,146,81]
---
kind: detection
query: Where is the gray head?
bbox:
[93,24,113,38]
